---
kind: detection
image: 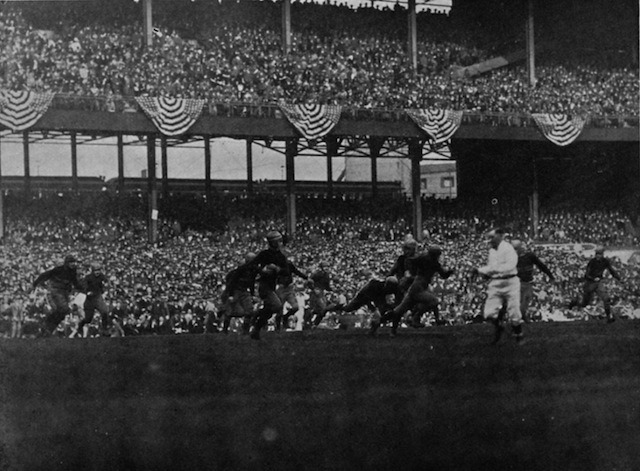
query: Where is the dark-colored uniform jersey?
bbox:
[343,279,400,314]
[220,261,260,331]
[79,272,111,332]
[388,254,414,279]
[584,257,620,282]
[516,251,554,322]
[411,253,453,286]
[34,264,84,335]
[250,247,290,336]
[517,252,554,283]
[277,261,307,287]
[381,252,453,332]
[84,273,107,296]
[34,265,83,293]
[310,269,331,292]
[570,256,621,321]
[254,248,289,294]
[226,262,259,296]
[309,268,339,327]
[388,254,416,292]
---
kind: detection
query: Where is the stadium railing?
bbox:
[49,94,639,129]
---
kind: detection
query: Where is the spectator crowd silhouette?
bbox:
[1,0,639,336]
[1,0,638,115]
[1,192,639,337]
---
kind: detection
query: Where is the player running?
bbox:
[388,237,424,327]
[32,254,84,337]
[373,245,454,336]
[308,262,342,328]
[341,275,400,321]
[275,259,308,331]
[219,253,259,334]
[473,228,524,345]
[249,231,290,340]
[77,262,124,337]
[568,246,622,323]
[511,239,555,322]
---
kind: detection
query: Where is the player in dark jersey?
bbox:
[511,239,555,322]
[308,262,343,328]
[77,262,122,337]
[568,246,622,323]
[341,276,400,317]
[388,238,418,296]
[275,259,308,331]
[33,254,84,337]
[388,238,422,326]
[249,231,290,339]
[219,253,259,334]
[373,246,454,336]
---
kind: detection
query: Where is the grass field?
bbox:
[1,320,639,471]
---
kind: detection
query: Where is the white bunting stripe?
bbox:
[406,108,463,145]
[531,113,586,146]
[0,90,54,131]
[278,103,342,140]
[135,96,205,136]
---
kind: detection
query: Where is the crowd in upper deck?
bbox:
[1,0,638,115]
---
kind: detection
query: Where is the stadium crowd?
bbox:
[1,0,638,336]
[1,0,638,115]
[1,191,639,338]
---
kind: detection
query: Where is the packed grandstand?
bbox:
[1,0,638,114]
[1,192,639,337]
[0,0,639,336]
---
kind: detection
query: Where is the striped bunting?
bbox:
[0,90,54,131]
[406,109,463,145]
[135,96,205,136]
[278,103,342,141]
[531,113,586,146]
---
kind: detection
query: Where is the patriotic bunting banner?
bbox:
[278,103,342,140]
[0,90,54,131]
[531,113,586,146]
[135,96,205,136]
[406,109,463,145]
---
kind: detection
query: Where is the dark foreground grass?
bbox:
[1,321,639,471]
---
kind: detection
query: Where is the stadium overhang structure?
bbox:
[0,100,638,243]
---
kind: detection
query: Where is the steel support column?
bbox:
[143,0,153,47]
[326,137,338,197]
[368,137,384,199]
[531,155,539,239]
[285,138,297,236]
[282,0,292,54]
[117,134,125,193]
[71,132,78,193]
[23,131,31,195]
[246,139,254,194]
[526,0,536,86]
[161,135,168,200]
[408,0,418,74]
[204,136,212,202]
[409,139,423,241]
[147,135,158,244]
